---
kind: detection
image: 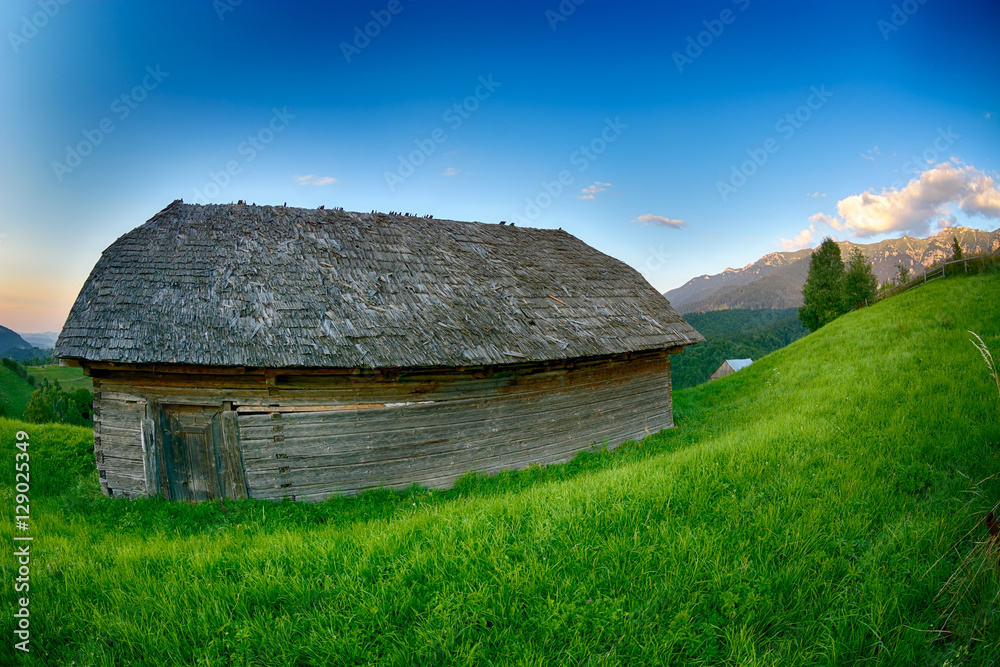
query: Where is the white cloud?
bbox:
[806,161,1000,238]
[808,212,843,230]
[937,214,957,229]
[578,181,612,200]
[296,174,337,186]
[860,146,880,162]
[806,192,826,198]
[778,224,817,251]
[442,167,461,176]
[636,214,685,229]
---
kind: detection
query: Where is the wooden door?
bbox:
[154,404,247,502]
[160,405,223,501]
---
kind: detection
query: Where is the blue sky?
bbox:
[1,0,998,331]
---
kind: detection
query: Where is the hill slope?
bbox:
[0,324,31,355]
[0,363,33,418]
[667,226,1000,313]
[2,273,999,665]
[25,364,93,392]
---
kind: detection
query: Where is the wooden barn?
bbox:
[710,358,753,381]
[55,201,704,502]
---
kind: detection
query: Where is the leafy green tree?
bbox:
[896,264,910,284]
[799,238,846,332]
[23,380,57,424]
[23,378,93,426]
[842,248,879,311]
[952,236,964,261]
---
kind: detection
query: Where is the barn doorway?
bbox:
[156,404,247,501]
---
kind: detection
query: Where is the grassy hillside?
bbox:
[1,273,998,666]
[673,308,807,390]
[0,363,33,418]
[25,363,93,392]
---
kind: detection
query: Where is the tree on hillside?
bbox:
[23,378,93,426]
[896,264,910,284]
[952,236,964,261]
[843,248,879,311]
[799,238,846,332]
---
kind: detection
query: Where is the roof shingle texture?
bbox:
[56,201,703,368]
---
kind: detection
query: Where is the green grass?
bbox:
[24,363,93,392]
[0,364,33,418]
[2,273,999,666]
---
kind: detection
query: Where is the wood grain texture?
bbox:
[84,349,675,501]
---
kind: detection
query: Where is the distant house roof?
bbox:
[56,201,704,369]
[726,358,753,372]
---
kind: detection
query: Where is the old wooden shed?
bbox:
[710,358,753,381]
[55,201,704,502]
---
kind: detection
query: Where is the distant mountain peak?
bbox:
[0,325,32,355]
[665,227,1000,314]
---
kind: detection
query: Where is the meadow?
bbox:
[24,364,93,392]
[1,272,998,666]
[0,364,33,419]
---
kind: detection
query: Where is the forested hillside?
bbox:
[673,308,807,389]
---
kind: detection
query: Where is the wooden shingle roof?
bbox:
[56,201,703,368]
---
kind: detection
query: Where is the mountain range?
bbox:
[665,226,1000,313]
[0,325,32,354]
[17,331,59,348]
[0,325,55,362]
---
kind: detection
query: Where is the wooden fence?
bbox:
[872,250,1000,303]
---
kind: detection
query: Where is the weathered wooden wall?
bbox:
[710,362,735,381]
[88,349,676,501]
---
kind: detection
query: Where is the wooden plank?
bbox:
[235,364,668,431]
[235,402,405,414]
[242,396,669,496]
[213,411,248,500]
[102,456,146,479]
[237,390,669,464]
[245,424,632,500]
[237,375,667,449]
[96,435,143,461]
[141,417,159,498]
[158,404,187,501]
[93,350,670,403]
[83,349,671,380]
[98,423,141,439]
[242,399,667,481]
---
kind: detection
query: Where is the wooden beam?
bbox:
[140,417,159,497]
